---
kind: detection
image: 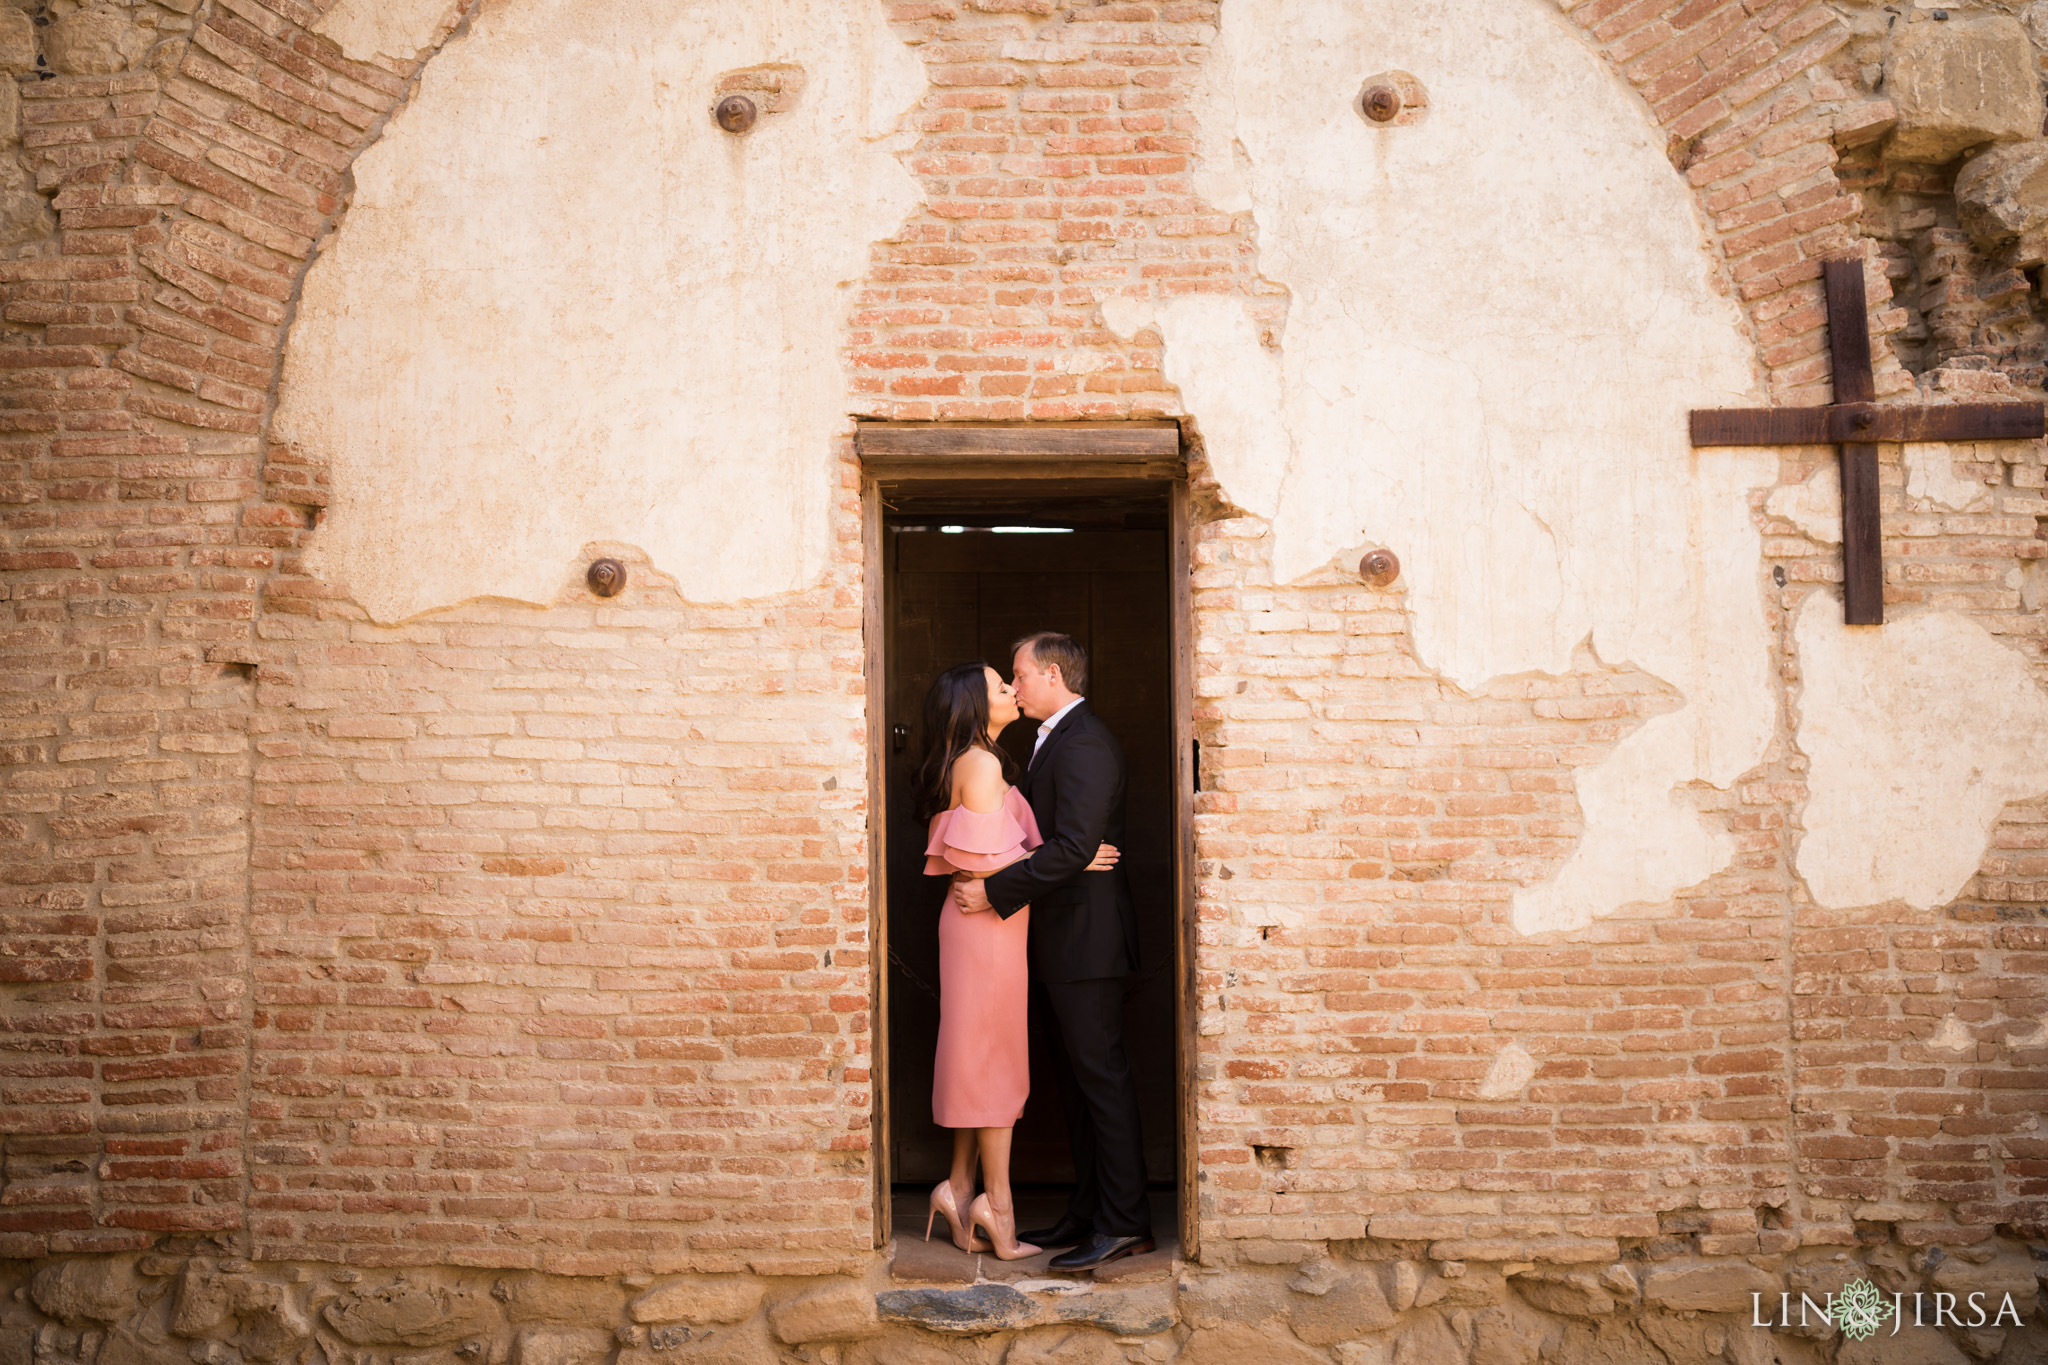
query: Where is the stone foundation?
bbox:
[6,1238,2044,1365]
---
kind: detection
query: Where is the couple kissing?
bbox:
[913,631,1153,1271]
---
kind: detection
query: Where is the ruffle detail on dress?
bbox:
[924,788,1042,876]
[928,805,1027,856]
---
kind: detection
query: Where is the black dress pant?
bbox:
[1032,975,1149,1237]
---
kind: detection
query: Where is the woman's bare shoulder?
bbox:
[950,747,1010,812]
[954,747,1002,776]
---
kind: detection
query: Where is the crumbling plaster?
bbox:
[313,0,461,64]
[1106,0,1777,936]
[275,0,923,623]
[1792,593,2048,910]
[265,0,2048,935]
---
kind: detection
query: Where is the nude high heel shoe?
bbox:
[925,1181,989,1253]
[967,1192,1041,1261]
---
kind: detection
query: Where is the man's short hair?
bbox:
[1013,631,1088,695]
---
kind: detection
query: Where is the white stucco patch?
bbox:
[1793,594,2048,910]
[1477,1042,1536,1101]
[1766,462,1843,544]
[1903,442,1992,511]
[314,0,461,63]
[278,0,923,622]
[1111,0,1775,935]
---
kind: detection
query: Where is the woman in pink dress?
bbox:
[915,662,1119,1260]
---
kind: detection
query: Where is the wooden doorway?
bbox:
[858,423,1196,1258]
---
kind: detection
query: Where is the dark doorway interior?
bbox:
[882,495,1178,1210]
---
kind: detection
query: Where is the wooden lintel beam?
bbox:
[1689,401,2047,448]
[856,420,1183,464]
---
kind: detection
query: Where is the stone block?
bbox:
[1389,1312,1465,1365]
[1289,1257,1342,1295]
[1835,1327,1969,1364]
[321,1283,500,1348]
[874,1286,1037,1336]
[1787,1262,1859,1298]
[1720,1324,1777,1365]
[94,1328,189,1365]
[1548,1319,1678,1365]
[509,1327,612,1365]
[1639,1317,1728,1365]
[1596,1264,1637,1299]
[766,1282,879,1345]
[1176,1322,1327,1365]
[1641,1262,1779,1313]
[31,1258,142,1325]
[171,1265,235,1337]
[1510,1270,1613,1318]
[1928,1252,2038,1300]
[229,1282,312,1363]
[496,1276,626,1328]
[616,1325,776,1365]
[1957,142,2048,256]
[42,6,148,75]
[626,1277,760,1326]
[1177,1271,1291,1331]
[886,1237,979,1286]
[843,1329,982,1365]
[1470,1304,1549,1365]
[1335,1341,1393,1365]
[0,11,28,73]
[1835,100,1899,149]
[1288,1270,1397,1346]
[1383,1261,1422,1311]
[1092,1241,1173,1285]
[1047,1284,1175,1336]
[1001,1327,1122,1365]
[1884,16,2041,163]
[1414,1264,1506,1309]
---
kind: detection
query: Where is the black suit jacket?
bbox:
[985,701,1137,983]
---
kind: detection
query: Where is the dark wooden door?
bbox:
[884,526,1176,1188]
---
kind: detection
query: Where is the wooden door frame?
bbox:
[857,421,1199,1259]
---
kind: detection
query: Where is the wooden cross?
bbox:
[1688,258,2045,625]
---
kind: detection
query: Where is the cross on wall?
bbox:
[1688,259,2046,625]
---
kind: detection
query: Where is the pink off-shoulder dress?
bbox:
[924,787,1042,1128]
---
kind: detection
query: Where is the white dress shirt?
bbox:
[1031,696,1085,764]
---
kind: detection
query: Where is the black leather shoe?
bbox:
[1048,1231,1155,1272]
[1017,1216,1091,1251]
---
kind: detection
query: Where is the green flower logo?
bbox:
[1836,1278,1892,1341]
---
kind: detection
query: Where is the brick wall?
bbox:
[855,0,1268,424]
[240,510,873,1276]
[0,0,2043,1273]
[1184,502,1805,1257]
[0,0,434,1258]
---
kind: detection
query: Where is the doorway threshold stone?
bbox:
[875,1282,1178,1337]
[1091,1239,1177,1284]
[887,1236,981,1285]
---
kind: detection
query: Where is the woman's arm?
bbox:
[950,746,1008,814]
[980,730,1120,916]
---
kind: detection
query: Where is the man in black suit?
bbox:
[950,631,1152,1270]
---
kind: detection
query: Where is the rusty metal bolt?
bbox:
[587,558,627,598]
[715,95,757,134]
[1361,85,1402,123]
[1358,547,1400,588]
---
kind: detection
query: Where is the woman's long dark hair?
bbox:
[912,662,1018,822]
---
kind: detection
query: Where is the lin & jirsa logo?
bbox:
[1753,1277,2028,1341]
